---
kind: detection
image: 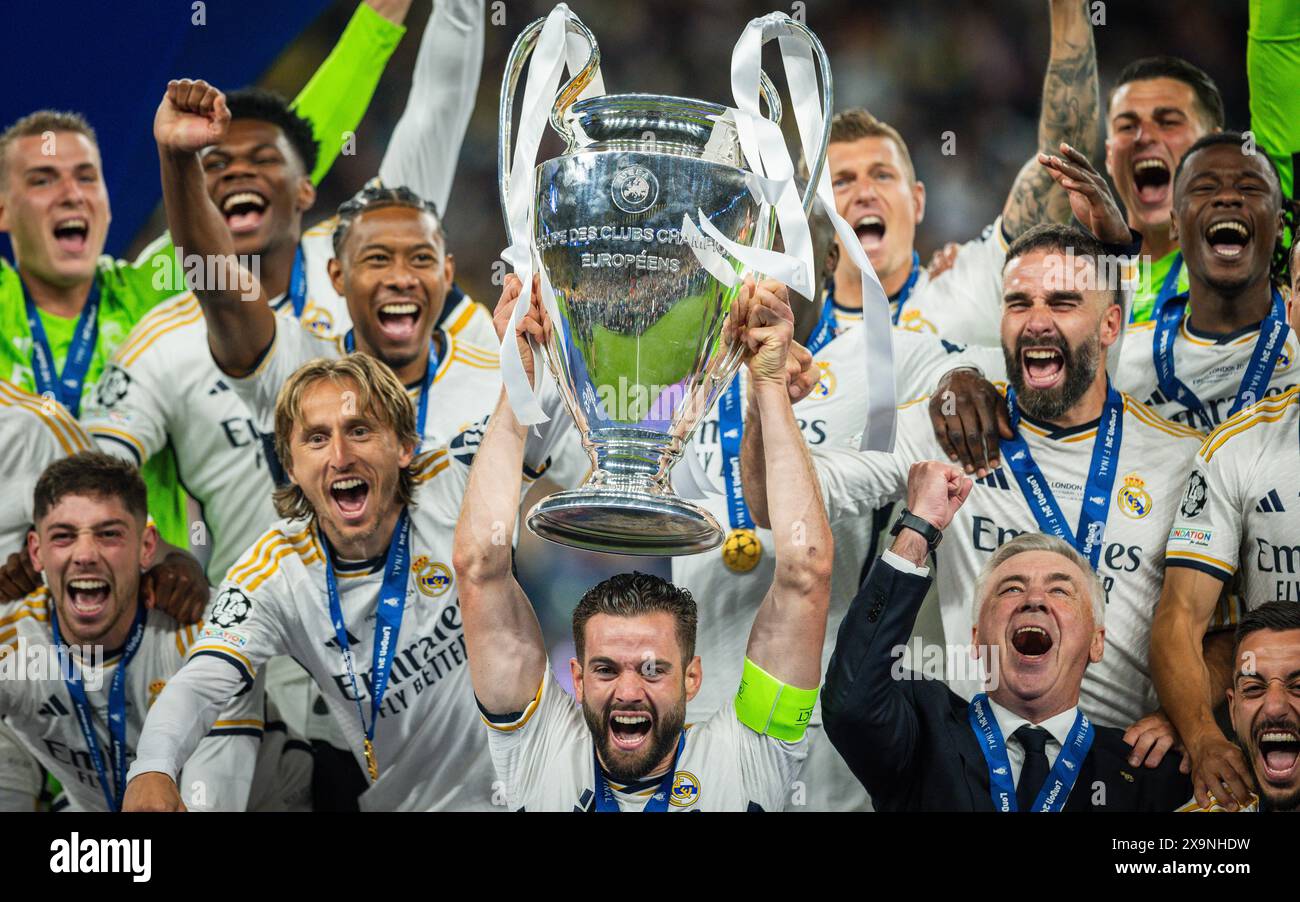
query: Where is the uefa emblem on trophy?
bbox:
[499,5,834,556]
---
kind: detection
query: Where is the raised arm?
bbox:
[1151,567,1254,810]
[822,461,970,797]
[1000,0,1100,240]
[294,0,412,184]
[378,0,484,213]
[452,276,549,715]
[153,79,275,377]
[738,280,833,690]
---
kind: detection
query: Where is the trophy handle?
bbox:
[498,11,601,238]
[763,16,834,217]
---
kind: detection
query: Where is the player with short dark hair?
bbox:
[456,278,833,811]
[0,452,308,812]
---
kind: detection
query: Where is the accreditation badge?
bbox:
[721,527,763,573]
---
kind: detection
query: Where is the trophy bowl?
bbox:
[500,10,829,556]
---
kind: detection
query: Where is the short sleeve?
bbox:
[1165,449,1240,582]
[710,700,808,812]
[481,670,587,810]
[83,358,168,467]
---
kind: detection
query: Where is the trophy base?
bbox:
[526,488,725,556]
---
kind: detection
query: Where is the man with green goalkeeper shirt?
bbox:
[0,0,414,558]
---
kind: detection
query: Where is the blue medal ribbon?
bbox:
[1000,383,1124,569]
[50,601,148,811]
[344,331,439,450]
[286,245,307,318]
[817,251,921,342]
[23,278,100,417]
[321,509,412,782]
[718,376,753,532]
[592,732,685,812]
[1153,288,1288,430]
[967,693,1093,812]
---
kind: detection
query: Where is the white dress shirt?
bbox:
[987,696,1081,789]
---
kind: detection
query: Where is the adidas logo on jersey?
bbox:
[976,469,1012,491]
[324,629,363,650]
[1256,489,1288,513]
[38,694,70,717]
[208,379,232,396]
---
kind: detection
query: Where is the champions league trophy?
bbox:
[499,7,834,556]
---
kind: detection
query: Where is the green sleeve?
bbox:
[290,3,407,185]
[1248,0,1300,201]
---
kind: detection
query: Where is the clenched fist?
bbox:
[154,78,231,155]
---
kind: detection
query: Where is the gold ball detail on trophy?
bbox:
[721,527,763,573]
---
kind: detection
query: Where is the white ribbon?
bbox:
[685,12,897,452]
[499,4,602,424]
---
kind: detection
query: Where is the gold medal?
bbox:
[364,738,379,783]
[721,527,763,573]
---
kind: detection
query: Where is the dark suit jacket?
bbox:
[822,555,1192,812]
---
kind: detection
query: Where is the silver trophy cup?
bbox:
[500,12,831,555]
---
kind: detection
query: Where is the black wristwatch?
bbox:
[890,509,943,550]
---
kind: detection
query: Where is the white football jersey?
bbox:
[676,331,1003,727]
[290,218,496,348]
[897,219,1011,347]
[81,289,498,584]
[230,315,502,442]
[813,393,1203,728]
[484,669,806,811]
[133,449,507,811]
[1116,317,1300,433]
[1166,386,1300,613]
[0,589,277,812]
[0,380,94,554]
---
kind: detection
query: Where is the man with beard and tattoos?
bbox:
[743,224,1203,752]
[456,279,830,811]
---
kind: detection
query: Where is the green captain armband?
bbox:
[734,657,818,741]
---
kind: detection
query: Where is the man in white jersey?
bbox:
[122,354,515,812]
[455,278,830,811]
[1115,133,1298,432]
[0,453,307,811]
[744,224,1203,742]
[1152,228,1300,810]
[84,1,490,584]
[154,74,502,443]
[1156,390,1300,810]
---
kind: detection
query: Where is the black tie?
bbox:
[1014,725,1051,812]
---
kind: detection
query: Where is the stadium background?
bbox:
[2,0,1250,687]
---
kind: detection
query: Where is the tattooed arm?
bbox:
[1001,0,1100,241]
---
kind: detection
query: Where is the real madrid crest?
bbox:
[412,555,453,598]
[669,770,701,808]
[812,361,836,400]
[1118,473,1152,520]
[721,528,763,573]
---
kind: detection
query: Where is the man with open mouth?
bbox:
[0,0,414,553]
[1151,172,1299,809]
[457,278,831,811]
[1115,132,1299,435]
[823,460,1191,811]
[123,353,525,812]
[153,78,515,467]
[745,224,1204,750]
[0,452,308,812]
[1172,602,1300,812]
[1221,602,1300,812]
